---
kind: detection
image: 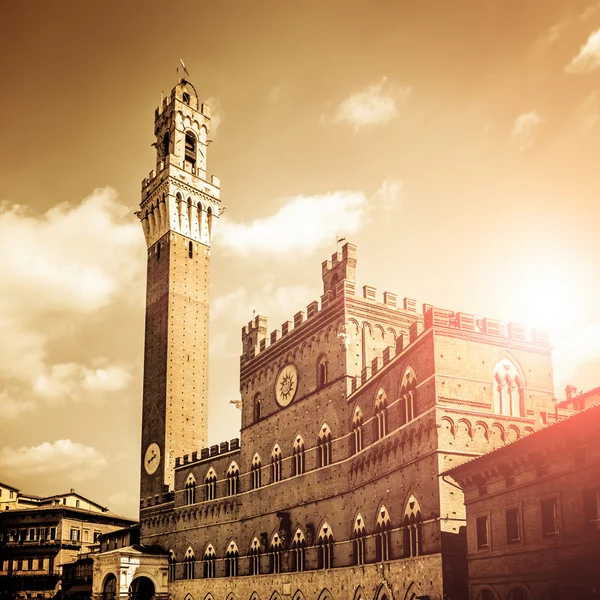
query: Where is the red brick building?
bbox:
[445,402,600,600]
[106,77,571,600]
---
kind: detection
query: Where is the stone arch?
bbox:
[353,587,366,600]
[129,577,155,600]
[269,592,282,600]
[403,581,423,600]
[374,582,393,600]
[317,589,334,600]
[292,591,305,600]
[203,595,215,600]
[101,573,117,600]
[226,592,238,600]
[374,324,385,341]
[249,594,261,600]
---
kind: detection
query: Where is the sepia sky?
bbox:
[1,0,600,518]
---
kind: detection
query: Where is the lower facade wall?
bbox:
[169,555,443,600]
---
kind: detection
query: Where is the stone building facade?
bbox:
[446,402,600,600]
[126,78,567,600]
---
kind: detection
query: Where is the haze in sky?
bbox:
[1,1,600,518]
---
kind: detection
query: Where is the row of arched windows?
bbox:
[170,497,423,580]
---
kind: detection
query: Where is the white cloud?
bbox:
[511,111,544,150]
[331,78,410,128]
[566,28,600,73]
[0,439,107,482]
[371,177,404,211]
[33,363,132,401]
[217,190,365,257]
[206,97,223,136]
[0,188,142,417]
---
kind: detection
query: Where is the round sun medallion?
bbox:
[275,364,299,407]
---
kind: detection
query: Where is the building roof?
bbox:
[0,481,20,492]
[444,402,600,480]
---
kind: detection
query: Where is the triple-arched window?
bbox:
[269,531,283,574]
[167,550,176,581]
[291,528,306,572]
[492,359,524,417]
[352,513,366,565]
[292,435,305,476]
[352,406,363,454]
[225,540,239,577]
[375,389,388,439]
[403,495,423,557]
[251,453,262,489]
[205,467,217,501]
[183,546,195,579]
[226,462,240,496]
[203,544,216,578]
[271,445,282,483]
[184,473,196,505]
[249,537,261,575]
[376,505,392,562]
[317,424,333,467]
[400,368,417,424]
[317,521,334,569]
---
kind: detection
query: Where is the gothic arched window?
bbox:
[376,505,392,562]
[400,368,417,424]
[291,528,306,572]
[352,406,363,454]
[251,453,262,489]
[492,359,524,417]
[249,537,261,575]
[167,550,176,581]
[254,393,262,421]
[352,514,366,565]
[317,521,334,569]
[403,495,423,558]
[317,355,328,387]
[317,424,333,467]
[184,131,197,168]
[184,473,196,505]
[226,462,240,496]
[225,540,239,577]
[271,445,282,483]
[292,435,305,476]
[205,467,217,501]
[183,546,195,579]
[203,544,216,578]
[269,531,283,574]
[375,389,388,439]
[161,131,170,158]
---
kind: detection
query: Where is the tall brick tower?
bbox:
[137,79,220,501]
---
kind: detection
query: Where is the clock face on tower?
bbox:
[144,442,161,475]
[275,363,299,407]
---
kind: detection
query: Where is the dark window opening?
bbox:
[156,243,161,260]
[541,498,559,536]
[185,132,197,167]
[506,508,520,542]
[161,131,170,158]
[182,92,191,105]
[188,241,193,259]
[476,516,489,549]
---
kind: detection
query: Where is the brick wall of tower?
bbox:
[140,231,210,500]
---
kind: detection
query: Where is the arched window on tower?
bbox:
[375,389,388,439]
[317,355,328,387]
[403,495,423,558]
[184,131,197,170]
[317,522,334,569]
[271,445,282,483]
[352,406,363,454]
[183,547,195,579]
[251,453,262,489]
[249,537,261,575]
[188,240,193,259]
[184,473,196,505]
[161,131,170,159]
[352,514,366,565]
[203,544,216,578]
[207,206,213,241]
[317,424,333,467]
[292,435,305,476]
[375,505,392,562]
[253,393,262,421]
[269,531,283,574]
[168,550,176,581]
[400,368,417,424]
[291,528,306,572]
[225,540,239,577]
[226,462,240,496]
[205,467,217,501]
[492,359,524,417]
